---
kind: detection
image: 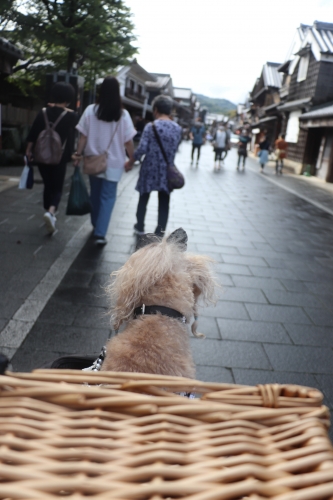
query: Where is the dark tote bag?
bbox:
[66,166,92,215]
[152,123,185,191]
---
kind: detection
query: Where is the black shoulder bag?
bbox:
[152,123,185,191]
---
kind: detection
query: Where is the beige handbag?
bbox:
[83,121,119,175]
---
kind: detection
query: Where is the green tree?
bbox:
[226,109,237,119]
[0,0,15,29]
[2,0,136,90]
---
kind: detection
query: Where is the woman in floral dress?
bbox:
[126,95,182,236]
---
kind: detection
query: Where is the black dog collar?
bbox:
[134,304,187,324]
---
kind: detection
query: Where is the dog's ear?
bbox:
[186,254,217,339]
[167,228,187,251]
[135,228,188,252]
[186,254,216,304]
[135,233,161,251]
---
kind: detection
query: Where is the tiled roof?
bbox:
[286,21,333,67]
[145,73,171,89]
[278,97,311,111]
[300,103,333,119]
[251,62,282,99]
[130,60,155,82]
[311,21,333,54]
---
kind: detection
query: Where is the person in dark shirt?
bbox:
[189,118,206,165]
[258,131,270,173]
[26,82,79,234]
[237,129,251,170]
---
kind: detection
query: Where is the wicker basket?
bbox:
[0,370,333,499]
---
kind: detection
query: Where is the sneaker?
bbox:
[43,212,56,234]
[154,227,165,237]
[133,224,145,236]
[94,236,108,246]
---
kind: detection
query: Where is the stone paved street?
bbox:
[1,142,333,430]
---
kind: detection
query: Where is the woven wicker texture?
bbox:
[0,370,333,499]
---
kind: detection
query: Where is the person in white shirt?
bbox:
[73,77,136,245]
[213,125,230,170]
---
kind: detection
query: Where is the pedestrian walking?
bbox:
[274,133,288,175]
[125,95,182,237]
[258,132,270,173]
[212,124,230,171]
[237,129,251,170]
[25,82,79,234]
[73,76,136,245]
[133,115,145,142]
[189,118,206,165]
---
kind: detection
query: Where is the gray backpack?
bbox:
[34,108,67,164]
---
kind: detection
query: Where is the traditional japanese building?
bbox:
[278,21,333,181]
[145,73,174,105]
[116,59,155,120]
[249,62,283,147]
[173,87,195,126]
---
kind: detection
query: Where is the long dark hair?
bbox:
[95,76,122,122]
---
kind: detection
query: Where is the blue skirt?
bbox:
[258,150,269,165]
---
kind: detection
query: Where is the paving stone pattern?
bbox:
[3,144,333,431]
[0,169,89,326]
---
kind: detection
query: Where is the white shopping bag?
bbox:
[18,156,34,189]
[18,165,30,189]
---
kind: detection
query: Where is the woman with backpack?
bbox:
[72,76,136,245]
[25,82,79,234]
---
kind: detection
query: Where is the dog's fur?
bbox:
[101,231,216,378]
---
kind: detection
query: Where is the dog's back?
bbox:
[101,315,195,378]
[101,230,216,378]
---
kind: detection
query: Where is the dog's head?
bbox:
[108,229,216,335]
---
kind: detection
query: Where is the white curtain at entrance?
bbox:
[286,110,302,143]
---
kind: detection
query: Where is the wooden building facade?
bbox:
[277,21,333,181]
[249,62,283,147]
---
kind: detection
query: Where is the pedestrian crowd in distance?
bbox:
[188,119,287,175]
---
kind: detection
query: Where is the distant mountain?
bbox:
[195,93,236,114]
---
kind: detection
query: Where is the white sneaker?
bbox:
[43,212,56,234]
[94,236,108,246]
[133,224,145,236]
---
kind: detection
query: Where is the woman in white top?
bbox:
[73,77,136,245]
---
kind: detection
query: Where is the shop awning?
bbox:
[278,97,311,111]
[251,116,277,127]
[299,104,333,127]
[300,103,333,119]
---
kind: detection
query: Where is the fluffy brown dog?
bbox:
[101,229,216,378]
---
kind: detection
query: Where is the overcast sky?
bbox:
[124,0,333,104]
